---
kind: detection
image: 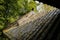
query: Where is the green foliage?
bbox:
[17,0,37,14]
[0,0,37,39]
[0,0,37,30]
[0,5,5,11]
[6,0,37,23]
[27,1,37,12]
[0,5,5,30]
[0,0,5,4]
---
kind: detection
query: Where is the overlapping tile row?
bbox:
[3,5,60,40]
[30,9,60,40]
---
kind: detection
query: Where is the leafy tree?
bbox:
[0,0,37,39]
[0,0,37,30]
